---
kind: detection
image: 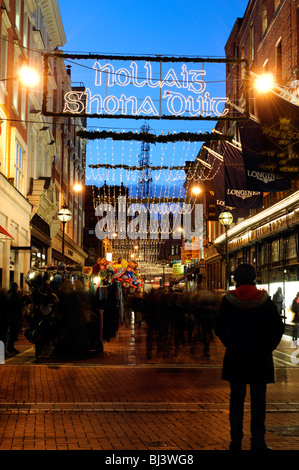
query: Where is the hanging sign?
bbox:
[42,53,249,121]
[251,92,299,179]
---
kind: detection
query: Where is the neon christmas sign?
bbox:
[42,53,249,121]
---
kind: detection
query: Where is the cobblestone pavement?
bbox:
[0,318,299,456]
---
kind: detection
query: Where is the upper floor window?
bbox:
[15,141,24,192]
[0,23,8,82]
[15,0,21,32]
[262,0,267,34]
[23,13,28,50]
[241,45,246,79]
[275,39,282,84]
[250,24,254,62]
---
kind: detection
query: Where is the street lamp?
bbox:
[1,65,40,88]
[57,204,72,263]
[18,65,40,87]
[254,73,274,93]
[73,183,83,193]
[218,211,233,290]
[191,185,202,196]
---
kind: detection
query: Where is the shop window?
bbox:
[286,235,297,260]
[271,239,280,263]
[261,243,268,265]
[31,243,47,268]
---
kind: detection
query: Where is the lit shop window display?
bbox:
[31,244,46,268]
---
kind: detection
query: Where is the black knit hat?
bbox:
[234,263,256,285]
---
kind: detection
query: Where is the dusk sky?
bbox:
[58,1,249,196]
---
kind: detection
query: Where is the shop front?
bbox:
[30,214,51,269]
[224,213,299,326]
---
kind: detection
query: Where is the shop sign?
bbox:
[173,262,184,276]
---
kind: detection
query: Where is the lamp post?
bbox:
[1,65,40,87]
[57,204,72,263]
[218,211,233,290]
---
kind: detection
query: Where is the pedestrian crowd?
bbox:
[0,263,294,451]
[136,289,219,359]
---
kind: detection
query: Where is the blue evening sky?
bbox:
[58,0,248,196]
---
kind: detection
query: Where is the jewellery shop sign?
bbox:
[42,53,249,121]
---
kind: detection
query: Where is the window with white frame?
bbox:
[20,89,26,123]
[15,141,24,191]
[15,0,21,32]
[0,22,8,82]
[12,46,21,112]
[23,12,28,50]
[250,23,254,62]
[262,0,267,34]
[275,39,282,84]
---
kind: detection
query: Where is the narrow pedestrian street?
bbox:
[0,315,298,454]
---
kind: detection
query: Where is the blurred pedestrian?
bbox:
[272,287,285,317]
[0,288,8,352]
[291,292,299,346]
[215,263,284,451]
[192,291,218,356]
[7,282,22,354]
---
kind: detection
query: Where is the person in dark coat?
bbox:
[272,287,285,317]
[215,263,284,451]
[291,292,299,345]
[0,288,8,352]
[6,282,22,354]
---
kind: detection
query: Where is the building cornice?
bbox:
[39,0,66,48]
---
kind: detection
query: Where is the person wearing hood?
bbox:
[215,263,284,452]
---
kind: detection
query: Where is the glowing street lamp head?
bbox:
[19,66,39,87]
[218,211,233,226]
[254,73,274,93]
[73,183,83,192]
[191,186,202,196]
[57,205,72,223]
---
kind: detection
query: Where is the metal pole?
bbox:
[62,221,66,263]
[225,225,228,291]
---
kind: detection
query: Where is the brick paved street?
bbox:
[0,318,299,456]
